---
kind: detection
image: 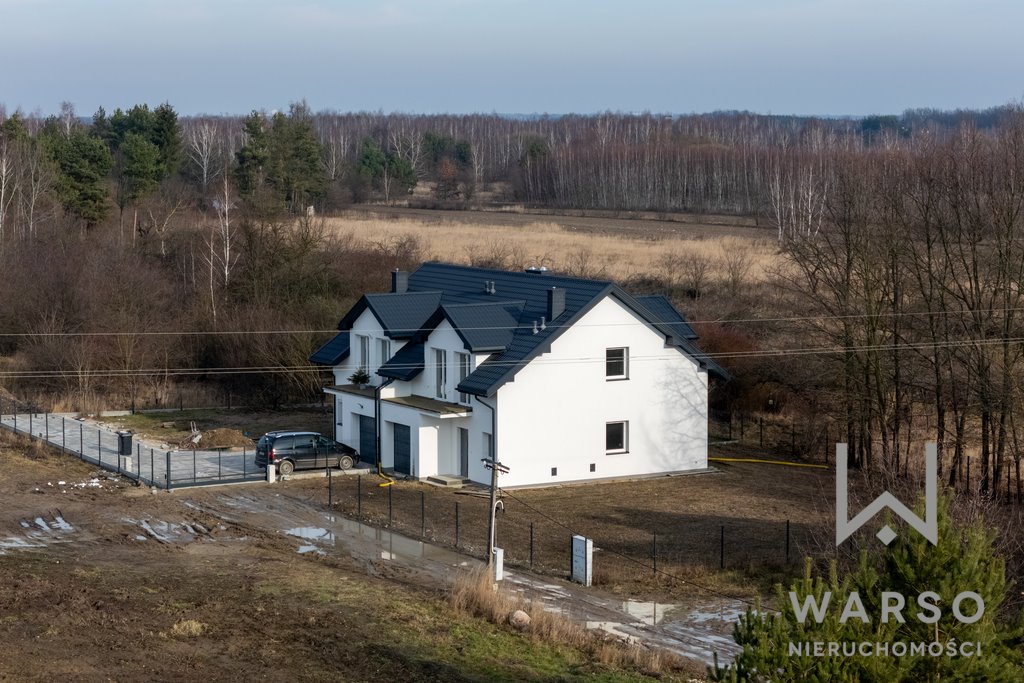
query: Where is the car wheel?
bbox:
[278,460,295,476]
[338,454,355,470]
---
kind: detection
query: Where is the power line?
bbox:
[0,334,1020,379]
[2,304,1024,338]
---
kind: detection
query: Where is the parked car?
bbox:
[255,431,358,475]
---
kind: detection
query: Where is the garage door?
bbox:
[359,415,376,465]
[393,423,411,475]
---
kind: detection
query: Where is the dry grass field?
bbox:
[324,209,781,286]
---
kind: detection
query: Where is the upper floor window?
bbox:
[434,349,447,400]
[606,348,628,380]
[377,338,391,371]
[356,334,371,371]
[456,352,471,405]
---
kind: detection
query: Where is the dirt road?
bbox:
[0,435,719,680]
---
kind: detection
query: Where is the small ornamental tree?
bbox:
[711,492,1024,682]
[348,368,371,387]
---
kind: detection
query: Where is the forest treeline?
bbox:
[2,99,1024,499]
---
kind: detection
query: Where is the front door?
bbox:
[393,423,411,475]
[359,415,376,465]
[458,428,469,478]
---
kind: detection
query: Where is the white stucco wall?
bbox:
[493,294,708,488]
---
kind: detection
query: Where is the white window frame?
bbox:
[377,338,391,372]
[606,421,628,454]
[483,432,494,461]
[356,334,370,371]
[456,352,471,405]
[606,347,629,380]
[434,348,447,400]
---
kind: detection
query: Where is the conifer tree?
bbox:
[711,493,1024,682]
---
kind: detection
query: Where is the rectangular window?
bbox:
[483,432,494,461]
[606,348,628,379]
[434,349,447,400]
[606,421,628,453]
[357,335,370,371]
[456,352,471,404]
[377,338,391,371]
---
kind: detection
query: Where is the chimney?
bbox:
[547,287,565,321]
[391,270,408,294]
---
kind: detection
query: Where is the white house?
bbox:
[310,263,728,488]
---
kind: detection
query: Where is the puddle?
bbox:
[205,492,745,665]
[0,512,79,554]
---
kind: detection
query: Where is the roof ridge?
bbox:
[416,261,614,287]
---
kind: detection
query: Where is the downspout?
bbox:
[375,378,396,486]
[477,394,498,566]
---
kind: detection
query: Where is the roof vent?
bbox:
[525,266,548,275]
[483,280,496,295]
[540,316,546,330]
[532,321,539,334]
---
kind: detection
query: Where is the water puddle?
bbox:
[0,512,79,554]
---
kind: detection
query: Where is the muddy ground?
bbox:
[0,433,704,682]
[289,441,834,599]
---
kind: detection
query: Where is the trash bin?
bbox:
[117,431,133,456]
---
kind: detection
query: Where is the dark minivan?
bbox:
[255,431,359,475]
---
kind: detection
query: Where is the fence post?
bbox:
[357,476,362,516]
[79,424,83,457]
[243,446,247,479]
[150,448,154,484]
[328,466,333,509]
[652,530,658,577]
[420,491,425,538]
[165,451,172,489]
[720,525,725,569]
[62,417,66,450]
[136,443,141,479]
[786,519,791,564]
[219,451,223,480]
[529,522,534,567]
[388,484,393,525]
[97,429,102,466]
[759,417,764,448]
[455,502,460,549]
[45,412,49,442]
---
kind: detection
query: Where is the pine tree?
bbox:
[710,492,1024,682]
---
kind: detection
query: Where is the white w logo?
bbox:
[835,443,938,546]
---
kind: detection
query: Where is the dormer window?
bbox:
[377,338,391,371]
[357,335,371,371]
[456,352,471,404]
[606,348,628,380]
[434,349,447,400]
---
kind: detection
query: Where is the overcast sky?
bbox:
[1,0,1021,117]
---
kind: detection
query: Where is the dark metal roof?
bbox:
[309,333,350,365]
[636,295,699,340]
[442,301,524,351]
[322,262,729,393]
[377,342,425,381]
[339,291,442,338]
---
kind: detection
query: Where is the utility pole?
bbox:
[484,456,510,576]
